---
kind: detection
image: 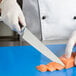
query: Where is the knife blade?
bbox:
[22,28,64,66]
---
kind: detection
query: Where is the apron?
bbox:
[23,0,76,41]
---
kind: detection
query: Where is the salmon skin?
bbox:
[36,52,76,72]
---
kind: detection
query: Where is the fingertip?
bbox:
[65,55,70,58]
[65,52,71,58]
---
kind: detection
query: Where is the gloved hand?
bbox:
[0,0,26,35]
[65,31,76,58]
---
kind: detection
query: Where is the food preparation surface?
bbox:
[0,44,76,76]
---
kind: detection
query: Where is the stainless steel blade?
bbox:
[23,28,64,66]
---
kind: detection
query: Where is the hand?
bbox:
[0,0,26,34]
[65,31,76,58]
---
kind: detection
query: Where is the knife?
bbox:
[22,28,64,66]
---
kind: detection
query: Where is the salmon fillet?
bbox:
[36,52,76,72]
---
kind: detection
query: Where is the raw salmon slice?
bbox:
[36,64,47,72]
[47,63,56,71]
[47,62,64,71]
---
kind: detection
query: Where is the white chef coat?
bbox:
[23,0,76,41]
[23,0,42,40]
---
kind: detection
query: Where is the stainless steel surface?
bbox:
[0,22,13,36]
[0,22,19,41]
[0,41,29,47]
[22,28,64,66]
[43,40,68,45]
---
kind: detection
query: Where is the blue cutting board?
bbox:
[0,44,76,76]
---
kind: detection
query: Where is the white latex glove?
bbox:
[65,31,76,58]
[0,0,26,34]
